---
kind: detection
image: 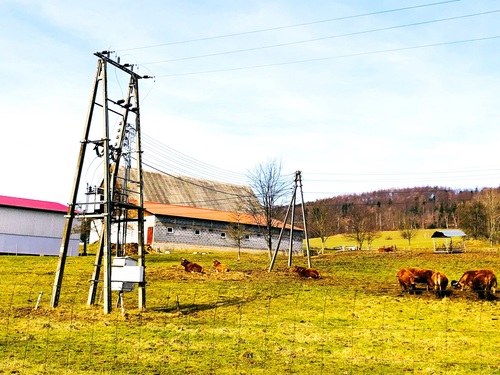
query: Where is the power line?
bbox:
[139,131,498,201]
[307,168,500,177]
[143,10,500,65]
[141,132,249,185]
[154,35,500,78]
[116,0,460,52]
[141,159,294,202]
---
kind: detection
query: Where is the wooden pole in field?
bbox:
[269,171,310,271]
[51,51,150,314]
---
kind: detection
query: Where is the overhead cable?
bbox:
[155,35,500,77]
[143,10,500,65]
[116,0,460,52]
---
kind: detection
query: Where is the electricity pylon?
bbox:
[269,171,311,271]
[50,51,151,314]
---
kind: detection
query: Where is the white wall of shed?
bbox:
[0,206,79,255]
[0,233,79,256]
[0,206,77,238]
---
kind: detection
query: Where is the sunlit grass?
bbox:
[309,228,493,250]
[0,246,499,374]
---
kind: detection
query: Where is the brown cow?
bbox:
[453,269,496,291]
[213,259,229,273]
[431,271,449,298]
[407,267,435,291]
[180,258,203,273]
[290,266,321,279]
[378,245,395,252]
[471,272,497,299]
[396,268,415,292]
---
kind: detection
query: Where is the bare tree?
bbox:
[246,158,289,258]
[480,188,500,246]
[71,218,91,256]
[309,200,337,253]
[400,214,419,249]
[227,202,248,261]
[344,205,373,250]
[365,230,381,250]
[457,200,488,240]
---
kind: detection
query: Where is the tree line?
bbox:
[304,186,500,251]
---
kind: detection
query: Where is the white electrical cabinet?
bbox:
[111,256,144,292]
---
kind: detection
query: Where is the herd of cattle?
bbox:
[397,267,497,299]
[180,258,228,273]
[179,258,496,300]
[180,258,322,278]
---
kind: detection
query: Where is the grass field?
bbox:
[308,229,489,251]
[0,244,499,374]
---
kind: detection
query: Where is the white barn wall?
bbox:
[0,206,79,256]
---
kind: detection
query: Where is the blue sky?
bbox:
[2,0,500,204]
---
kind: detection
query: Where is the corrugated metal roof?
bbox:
[0,195,68,213]
[431,229,467,238]
[144,201,302,231]
[130,169,258,212]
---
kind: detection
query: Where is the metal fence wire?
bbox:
[1,277,499,375]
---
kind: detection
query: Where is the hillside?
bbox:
[302,186,500,241]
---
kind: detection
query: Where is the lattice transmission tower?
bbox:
[50,51,152,314]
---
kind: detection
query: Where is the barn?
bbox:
[105,170,304,252]
[143,201,304,252]
[0,195,80,256]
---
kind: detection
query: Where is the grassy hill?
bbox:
[308,228,490,251]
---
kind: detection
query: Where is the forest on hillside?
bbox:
[302,186,500,249]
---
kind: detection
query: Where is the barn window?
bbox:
[245,234,250,240]
[167,227,173,233]
[220,232,226,239]
[194,229,201,235]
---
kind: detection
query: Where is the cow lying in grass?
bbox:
[378,245,395,252]
[290,266,321,279]
[180,258,203,273]
[213,259,229,273]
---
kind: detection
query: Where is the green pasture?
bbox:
[0,244,499,374]
[308,229,489,251]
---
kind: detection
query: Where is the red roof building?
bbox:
[0,195,79,256]
[142,201,303,253]
[0,195,68,213]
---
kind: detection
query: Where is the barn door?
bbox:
[147,227,153,245]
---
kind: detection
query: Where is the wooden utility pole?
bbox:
[51,51,150,314]
[268,171,311,271]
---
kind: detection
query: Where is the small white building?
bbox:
[0,195,80,256]
[431,229,467,253]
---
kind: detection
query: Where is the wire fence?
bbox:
[1,277,499,375]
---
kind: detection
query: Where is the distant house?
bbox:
[0,195,80,256]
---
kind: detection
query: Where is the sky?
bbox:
[2,0,500,205]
